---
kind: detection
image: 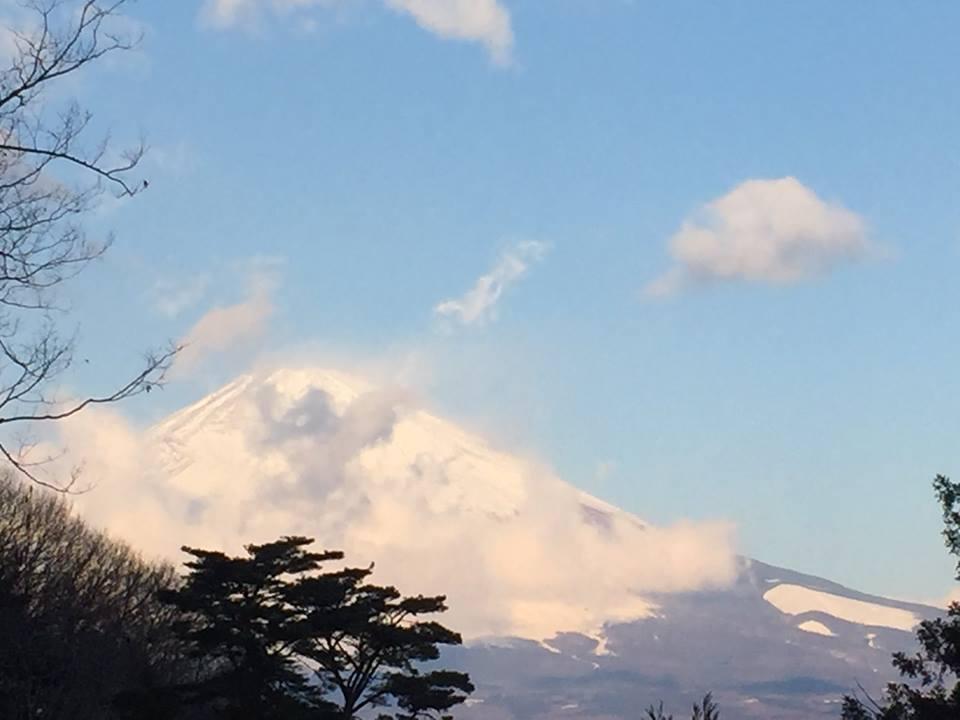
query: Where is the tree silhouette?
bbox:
[691,693,720,720]
[160,536,473,720]
[645,693,719,720]
[842,475,960,719]
[157,537,333,719]
[293,574,473,720]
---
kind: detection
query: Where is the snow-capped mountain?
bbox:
[76,368,936,719]
[140,367,737,641]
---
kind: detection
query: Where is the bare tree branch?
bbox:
[0,1,175,490]
[0,140,145,196]
[0,344,180,427]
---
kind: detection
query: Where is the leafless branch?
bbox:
[0,1,172,489]
[0,140,145,196]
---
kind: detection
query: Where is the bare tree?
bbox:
[0,0,177,490]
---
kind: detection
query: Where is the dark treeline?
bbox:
[0,476,473,720]
[0,476,186,719]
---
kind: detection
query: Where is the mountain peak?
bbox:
[132,367,739,639]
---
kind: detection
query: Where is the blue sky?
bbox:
[54,0,960,602]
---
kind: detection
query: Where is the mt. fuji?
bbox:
[128,367,738,641]
[73,368,936,719]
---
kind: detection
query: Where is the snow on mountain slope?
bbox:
[797,620,835,636]
[444,556,940,720]
[74,367,737,640]
[763,584,920,632]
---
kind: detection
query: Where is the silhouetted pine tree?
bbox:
[159,536,473,720]
[156,537,335,719]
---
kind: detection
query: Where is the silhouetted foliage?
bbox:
[155,537,338,719]
[0,474,188,720]
[645,701,672,720]
[842,475,960,719]
[0,0,176,490]
[158,536,474,720]
[0,485,473,720]
[646,693,719,720]
[691,693,720,720]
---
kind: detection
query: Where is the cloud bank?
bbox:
[646,177,869,297]
[201,0,513,64]
[62,367,737,641]
[434,240,548,327]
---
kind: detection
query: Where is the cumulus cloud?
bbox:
[646,177,869,297]
[172,263,278,376]
[200,0,513,64]
[59,366,737,642]
[434,240,548,327]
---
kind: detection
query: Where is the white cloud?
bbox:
[199,0,513,64]
[646,177,869,297]
[383,0,513,65]
[172,263,279,376]
[434,240,548,327]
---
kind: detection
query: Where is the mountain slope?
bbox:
[450,558,934,720]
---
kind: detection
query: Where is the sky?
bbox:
[22,0,960,603]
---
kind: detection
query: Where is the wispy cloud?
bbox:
[152,273,211,318]
[646,177,870,298]
[199,0,514,64]
[171,259,281,376]
[200,0,255,27]
[434,240,548,327]
[594,460,617,484]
